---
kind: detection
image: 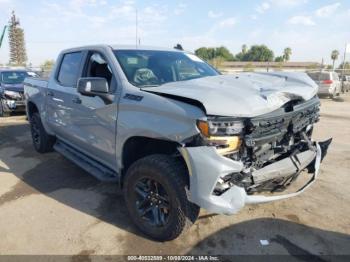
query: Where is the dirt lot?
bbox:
[0,94,349,257]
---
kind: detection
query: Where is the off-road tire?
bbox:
[30,112,55,153]
[123,154,200,241]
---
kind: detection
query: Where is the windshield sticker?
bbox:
[185,53,205,63]
[127,57,138,64]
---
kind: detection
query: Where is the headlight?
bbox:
[197,118,244,137]
[197,118,244,154]
[4,90,21,99]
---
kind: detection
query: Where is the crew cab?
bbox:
[24,45,331,241]
[0,69,35,117]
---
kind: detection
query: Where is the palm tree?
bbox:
[283,47,292,62]
[331,50,339,69]
[242,44,247,54]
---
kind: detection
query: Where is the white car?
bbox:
[307,71,341,98]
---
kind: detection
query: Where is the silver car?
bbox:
[307,71,341,98]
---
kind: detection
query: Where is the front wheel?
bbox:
[123,154,200,241]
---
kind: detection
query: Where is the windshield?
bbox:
[0,71,29,84]
[114,50,219,87]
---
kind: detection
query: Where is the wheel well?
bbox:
[121,136,186,180]
[27,102,38,118]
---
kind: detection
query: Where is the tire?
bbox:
[0,99,10,117]
[123,154,200,241]
[30,112,56,153]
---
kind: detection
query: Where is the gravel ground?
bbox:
[0,94,349,257]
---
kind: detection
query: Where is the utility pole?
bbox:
[340,43,349,93]
[0,26,7,49]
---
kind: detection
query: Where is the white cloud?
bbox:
[269,0,308,7]
[287,15,315,26]
[218,17,237,28]
[256,2,270,14]
[208,10,223,19]
[174,3,187,15]
[250,14,258,20]
[315,3,340,18]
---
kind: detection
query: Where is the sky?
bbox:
[0,0,349,66]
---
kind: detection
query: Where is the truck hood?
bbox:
[0,83,24,92]
[142,72,318,117]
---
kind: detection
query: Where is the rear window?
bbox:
[307,72,331,81]
[57,52,83,86]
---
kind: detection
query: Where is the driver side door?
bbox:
[69,51,118,170]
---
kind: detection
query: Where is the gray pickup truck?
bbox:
[24,45,331,241]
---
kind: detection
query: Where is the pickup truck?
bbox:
[24,45,331,241]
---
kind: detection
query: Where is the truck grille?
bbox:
[244,97,320,148]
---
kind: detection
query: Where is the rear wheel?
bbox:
[30,112,56,153]
[123,154,199,241]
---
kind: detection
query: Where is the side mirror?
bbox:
[77,77,109,96]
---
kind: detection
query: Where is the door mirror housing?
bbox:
[77,77,109,96]
[77,77,114,104]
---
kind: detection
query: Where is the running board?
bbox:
[54,141,118,182]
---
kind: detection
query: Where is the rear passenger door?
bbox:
[46,51,84,140]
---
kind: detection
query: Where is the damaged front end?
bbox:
[179,96,332,215]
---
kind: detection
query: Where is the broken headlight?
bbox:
[197,118,244,154]
[4,90,21,99]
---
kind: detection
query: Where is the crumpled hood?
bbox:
[143,72,318,117]
[0,83,24,92]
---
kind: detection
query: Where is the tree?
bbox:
[241,45,274,62]
[195,47,211,61]
[331,50,339,69]
[283,47,292,62]
[41,59,55,72]
[195,46,234,62]
[8,11,27,66]
[215,46,235,61]
[242,44,247,54]
[275,56,284,62]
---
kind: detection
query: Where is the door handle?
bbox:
[47,91,54,97]
[72,97,82,104]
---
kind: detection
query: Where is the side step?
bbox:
[54,141,118,182]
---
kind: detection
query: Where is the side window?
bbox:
[85,52,113,89]
[57,52,83,86]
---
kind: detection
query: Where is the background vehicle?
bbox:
[24,45,331,241]
[0,69,35,117]
[340,75,350,93]
[307,71,341,98]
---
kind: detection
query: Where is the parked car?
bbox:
[24,45,331,241]
[307,71,341,98]
[0,69,36,117]
[340,75,350,93]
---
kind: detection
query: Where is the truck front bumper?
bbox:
[179,140,329,215]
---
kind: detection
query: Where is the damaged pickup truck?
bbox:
[24,45,331,241]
